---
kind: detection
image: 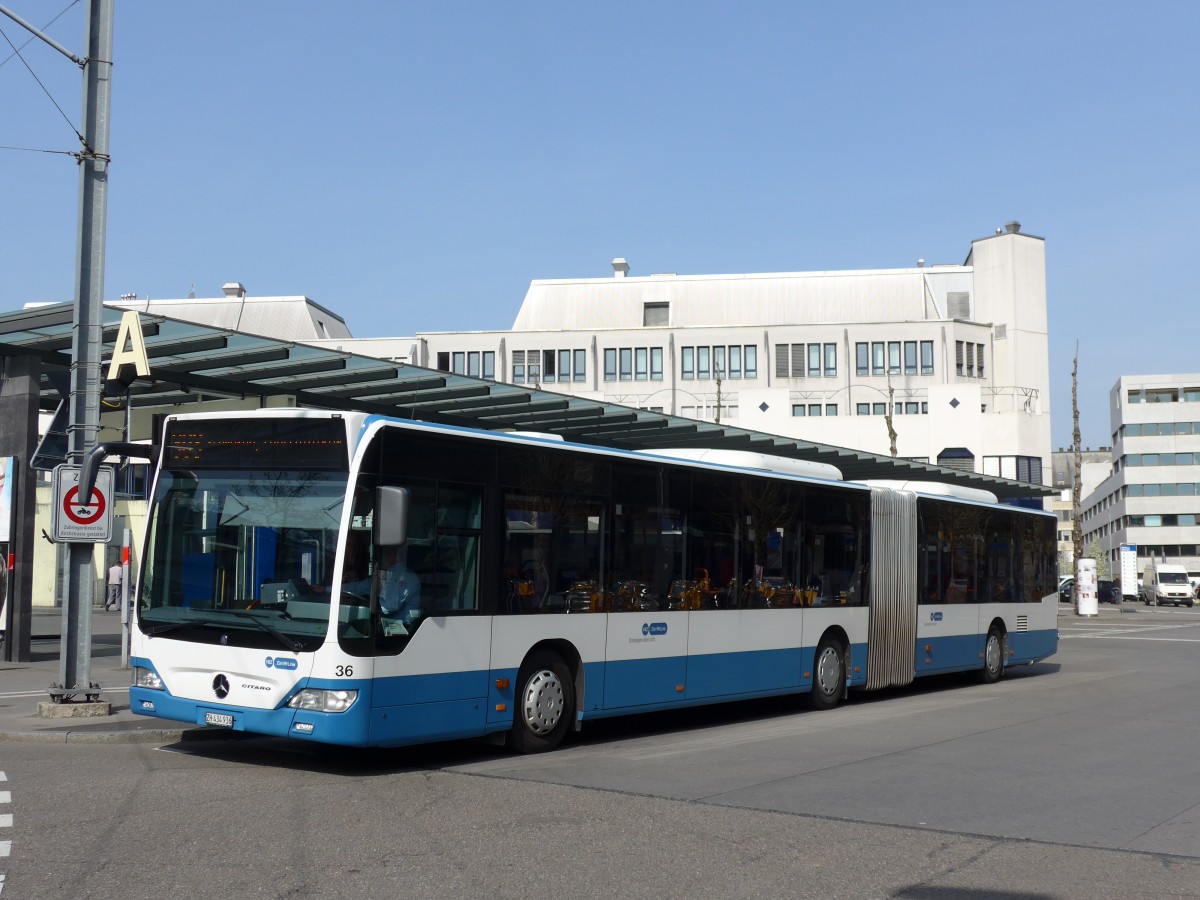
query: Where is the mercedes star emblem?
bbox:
[213,674,230,699]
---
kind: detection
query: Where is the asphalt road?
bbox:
[3,605,1199,899]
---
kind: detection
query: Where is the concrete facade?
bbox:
[315,223,1052,489]
[1081,374,1200,580]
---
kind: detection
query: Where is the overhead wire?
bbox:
[0,1,86,156]
[0,0,81,70]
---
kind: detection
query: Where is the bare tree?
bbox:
[884,369,898,457]
[714,362,723,426]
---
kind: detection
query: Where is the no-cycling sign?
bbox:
[51,464,114,542]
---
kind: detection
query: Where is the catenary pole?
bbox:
[55,0,115,701]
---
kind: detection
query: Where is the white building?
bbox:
[1050,447,1114,572]
[317,221,1052,490]
[1081,374,1200,579]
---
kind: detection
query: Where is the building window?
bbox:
[977,343,985,377]
[823,343,837,377]
[713,345,726,379]
[956,341,964,376]
[807,344,821,378]
[744,345,758,378]
[483,351,495,380]
[619,348,633,381]
[728,345,742,379]
[467,351,480,377]
[542,350,556,381]
[825,403,837,416]
[888,341,901,375]
[792,404,805,417]
[920,340,934,375]
[643,302,669,327]
[856,343,869,376]
[512,349,526,383]
[604,348,617,382]
[857,403,870,415]
[873,402,886,415]
[573,349,585,382]
[697,346,710,380]
[558,349,571,382]
[635,347,648,381]
[872,342,885,376]
[650,347,663,380]
[809,404,822,416]
[904,341,917,375]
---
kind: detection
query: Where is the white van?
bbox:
[1142,561,1195,607]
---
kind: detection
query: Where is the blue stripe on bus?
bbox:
[916,629,1058,674]
[131,630,1056,747]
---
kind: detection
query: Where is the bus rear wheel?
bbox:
[979,627,1005,684]
[808,636,845,710]
[509,650,574,754]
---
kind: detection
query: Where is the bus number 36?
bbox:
[335,665,354,677]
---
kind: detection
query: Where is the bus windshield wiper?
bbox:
[145,617,205,637]
[223,610,304,652]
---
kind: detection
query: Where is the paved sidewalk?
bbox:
[0,606,208,744]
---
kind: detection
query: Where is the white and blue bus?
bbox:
[129,409,1058,752]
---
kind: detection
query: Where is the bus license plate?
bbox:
[205,712,234,728]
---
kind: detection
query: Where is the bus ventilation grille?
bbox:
[1016,615,1028,632]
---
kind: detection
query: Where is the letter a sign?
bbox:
[106,310,151,382]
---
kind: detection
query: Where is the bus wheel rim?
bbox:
[816,646,840,694]
[522,670,564,735]
[986,634,1001,672]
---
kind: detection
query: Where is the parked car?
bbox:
[1058,578,1119,603]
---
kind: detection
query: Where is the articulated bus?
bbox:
[129,409,1058,752]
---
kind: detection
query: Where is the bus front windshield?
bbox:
[139,468,348,652]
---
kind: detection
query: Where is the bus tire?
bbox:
[808,636,845,710]
[979,627,1005,684]
[509,650,574,754]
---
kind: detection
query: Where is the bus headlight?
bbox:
[287,688,358,713]
[133,666,164,690]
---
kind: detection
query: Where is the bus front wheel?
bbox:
[979,627,1005,684]
[808,636,845,710]
[509,650,574,754]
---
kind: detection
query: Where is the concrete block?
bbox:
[36,701,112,719]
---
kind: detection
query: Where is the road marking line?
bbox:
[0,793,9,805]
[1064,635,1200,642]
[0,816,10,828]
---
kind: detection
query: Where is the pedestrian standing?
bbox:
[105,561,122,611]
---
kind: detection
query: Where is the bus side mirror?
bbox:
[375,486,409,546]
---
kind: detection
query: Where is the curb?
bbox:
[0,725,237,746]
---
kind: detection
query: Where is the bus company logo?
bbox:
[642,622,668,637]
[930,611,944,623]
[269,657,298,671]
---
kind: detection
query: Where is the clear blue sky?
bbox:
[2,2,1197,452]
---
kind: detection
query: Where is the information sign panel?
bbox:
[1120,544,1138,598]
